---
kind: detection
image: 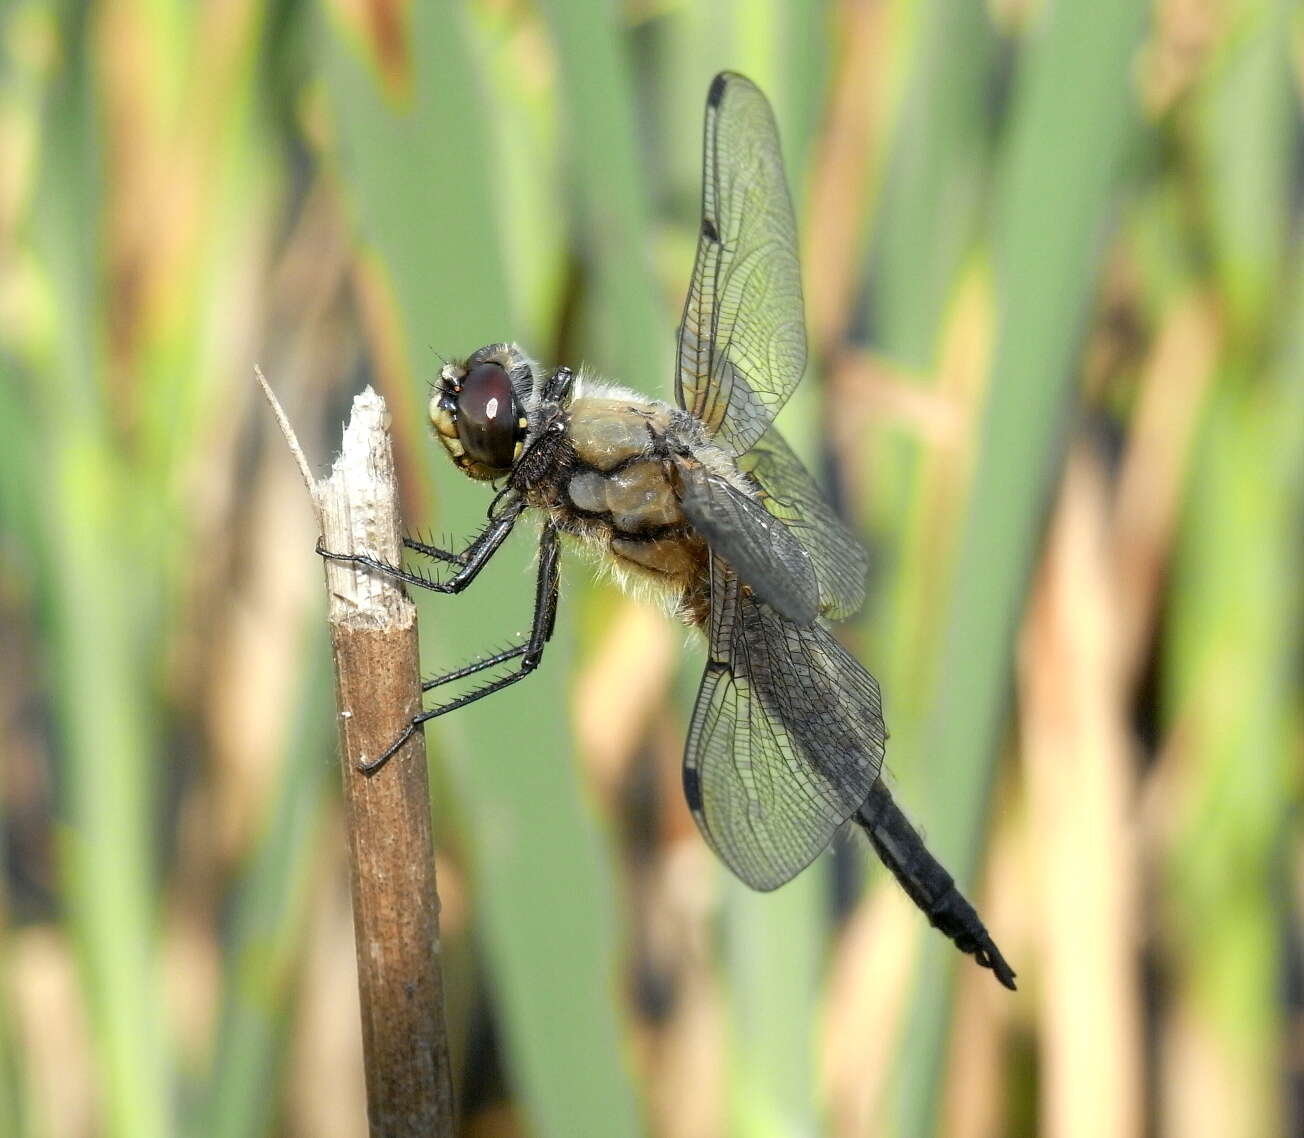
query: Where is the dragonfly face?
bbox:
[323,72,1016,990]
[428,344,533,480]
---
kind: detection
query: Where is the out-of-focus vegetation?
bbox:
[1,1,1301,1135]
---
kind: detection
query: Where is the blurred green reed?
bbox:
[27,8,171,1137]
[2,1,1302,1137]
[879,1,1150,1131]
[1160,5,1300,1134]
[322,4,646,1135]
[203,628,334,1138]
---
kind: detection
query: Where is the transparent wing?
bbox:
[676,72,806,458]
[682,558,887,891]
[738,426,868,620]
[675,457,819,625]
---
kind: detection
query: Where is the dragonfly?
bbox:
[321,71,1015,989]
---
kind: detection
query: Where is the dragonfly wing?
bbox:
[682,558,886,891]
[676,72,806,457]
[738,426,868,620]
[675,456,819,625]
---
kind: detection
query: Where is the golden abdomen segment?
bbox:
[568,463,681,532]
[610,533,705,582]
[562,453,708,610]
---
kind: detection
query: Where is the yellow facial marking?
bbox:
[430,405,459,441]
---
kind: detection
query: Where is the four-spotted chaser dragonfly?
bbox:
[321,72,1015,989]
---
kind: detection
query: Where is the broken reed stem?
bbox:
[259,373,453,1136]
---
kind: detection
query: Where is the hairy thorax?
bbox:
[520,395,712,623]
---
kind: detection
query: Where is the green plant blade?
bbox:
[886,2,1151,1132]
[868,0,997,371]
[31,9,172,1136]
[318,5,644,1135]
[200,622,335,1138]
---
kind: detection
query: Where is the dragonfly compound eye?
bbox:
[456,362,522,472]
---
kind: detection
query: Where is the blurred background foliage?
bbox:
[1,0,1302,1135]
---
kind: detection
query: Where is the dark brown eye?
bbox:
[456,362,520,470]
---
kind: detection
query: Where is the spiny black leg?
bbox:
[420,642,529,692]
[358,522,562,774]
[856,782,1017,991]
[403,534,466,566]
[402,490,517,563]
[317,496,523,595]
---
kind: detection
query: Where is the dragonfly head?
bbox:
[430,344,533,480]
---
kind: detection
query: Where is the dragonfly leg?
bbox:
[401,535,468,566]
[358,521,561,774]
[317,497,523,594]
[420,643,529,692]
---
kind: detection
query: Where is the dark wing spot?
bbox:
[707,72,728,108]
[683,765,702,810]
[701,217,720,242]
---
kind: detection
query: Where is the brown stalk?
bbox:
[258,369,454,1137]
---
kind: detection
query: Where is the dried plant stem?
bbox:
[259,374,454,1136]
